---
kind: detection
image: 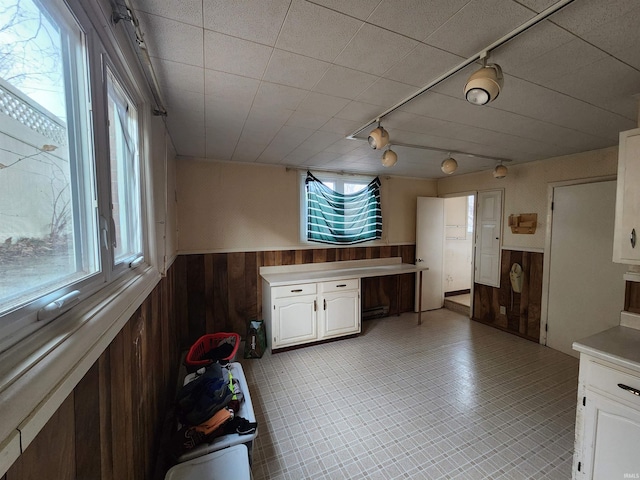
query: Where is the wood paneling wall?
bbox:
[3,264,180,480]
[473,250,543,342]
[175,245,417,345]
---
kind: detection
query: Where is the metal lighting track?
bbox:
[347,0,577,143]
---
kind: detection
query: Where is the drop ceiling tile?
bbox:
[503,38,607,86]
[163,90,205,120]
[204,31,272,79]
[356,78,416,108]
[334,101,382,123]
[425,0,535,57]
[205,95,253,127]
[286,111,333,130]
[283,147,316,164]
[383,44,464,87]
[491,19,575,72]
[204,70,260,99]
[319,117,362,135]
[369,0,471,41]
[562,4,640,68]
[334,24,418,76]
[231,139,269,162]
[202,0,290,46]
[544,56,640,120]
[312,65,378,100]
[257,126,317,163]
[134,0,202,26]
[205,126,241,161]
[298,131,345,154]
[304,151,342,166]
[514,0,559,12]
[276,0,362,62]
[152,57,204,94]
[324,138,362,154]
[492,75,636,140]
[309,0,381,20]
[297,92,351,117]
[550,0,637,38]
[136,12,204,66]
[263,50,331,90]
[252,82,308,111]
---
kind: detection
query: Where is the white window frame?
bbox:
[0,0,162,473]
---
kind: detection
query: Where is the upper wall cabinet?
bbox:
[614,128,640,265]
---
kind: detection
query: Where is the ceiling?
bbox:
[129,0,640,179]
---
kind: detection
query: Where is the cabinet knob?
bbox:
[631,228,637,249]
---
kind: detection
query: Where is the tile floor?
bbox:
[240,309,579,480]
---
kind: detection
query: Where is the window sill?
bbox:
[0,265,161,476]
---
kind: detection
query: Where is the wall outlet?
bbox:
[499,306,506,315]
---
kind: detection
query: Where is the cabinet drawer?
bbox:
[320,278,359,293]
[272,283,316,298]
[587,361,640,408]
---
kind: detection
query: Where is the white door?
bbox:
[475,190,502,287]
[273,295,318,348]
[415,197,444,311]
[546,181,626,357]
[322,290,360,338]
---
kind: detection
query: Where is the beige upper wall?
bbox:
[176,160,437,253]
[437,146,619,250]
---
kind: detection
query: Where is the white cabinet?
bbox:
[320,279,360,339]
[573,355,640,478]
[613,128,640,264]
[265,278,360,351]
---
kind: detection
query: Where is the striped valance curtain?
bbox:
[305,172,382,245]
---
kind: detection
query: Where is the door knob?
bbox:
[416,258,424,263]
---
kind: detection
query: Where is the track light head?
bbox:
[464,63,503,105]
[368,123,389,150]
[441,157,458,174]
[493,164,508,179]
[382,147,397,167]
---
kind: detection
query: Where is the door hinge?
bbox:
[583,396,586,407]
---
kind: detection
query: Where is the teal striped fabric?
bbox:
[305,172,382,245]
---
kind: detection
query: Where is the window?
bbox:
[0,0,147,342]
[0,0,99,324]
[303,171,382,245]
[107,69,142,265]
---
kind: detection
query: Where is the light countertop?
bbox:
[260,262,422,287]
[573,325,640,373]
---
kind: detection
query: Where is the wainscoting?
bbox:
[473,250,543,342]
[175,245,417,344]
[2,265,181,480]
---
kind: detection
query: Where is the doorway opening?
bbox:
[443,194,475,317]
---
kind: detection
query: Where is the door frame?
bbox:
[540,175,616,345]
[441,191,477,317]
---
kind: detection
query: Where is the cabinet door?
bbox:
[614,128,640,264]
[321,289,360,339]
[273,294,317,348]
[580,389,640,478]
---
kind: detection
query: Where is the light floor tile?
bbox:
[241,309,578,479]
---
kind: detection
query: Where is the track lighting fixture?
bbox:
[493,164,508,179]
[441,156,458,174]
[464,52,503,105]
[368,120,389,150]
[381,145,397,167]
